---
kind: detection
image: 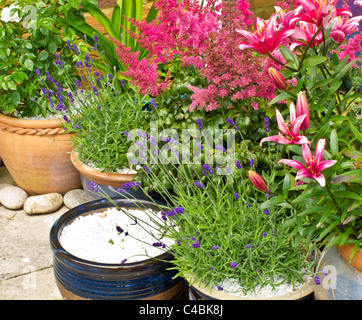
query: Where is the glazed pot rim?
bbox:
[50,197,172,269]
[70,152,136,183]
[187,274,315,300]
[0,112,65,129]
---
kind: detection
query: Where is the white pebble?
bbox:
[59,207,172,263]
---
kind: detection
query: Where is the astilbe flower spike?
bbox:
[278,139,337,187]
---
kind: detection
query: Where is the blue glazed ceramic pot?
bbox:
[50,197,187,300]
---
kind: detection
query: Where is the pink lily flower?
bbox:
[291,0,352,28]
[329,15,362,43]
[290,21,324,51]
[355,0,362,8]
[237,14,294,55]
[260,103,310,146]
[248,170,268,192]
[278,139,337,187]
[296,91,310,131]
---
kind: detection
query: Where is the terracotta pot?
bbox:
[338,244,362,272]
[0,113,81,195]
[70,152,143,200]
[188,277,315,300]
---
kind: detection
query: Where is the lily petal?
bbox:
[295,168,314,180]
[260,135,281,146]
[316,159,337,172]
[312,173,326,187]
[275,109,289,136]
[278,159,306,170]
[314,139,326,164]
[291,114,307,137]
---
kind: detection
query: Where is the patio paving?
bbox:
[0,166,65,300]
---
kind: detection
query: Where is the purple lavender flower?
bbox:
[116,226,124,233]
[94,34,98,43]
[264,209,270,216]
[215,144,226,152]
[196,142,204,150]
[196,119,203,131]
[36,68,41,77]
[194,181,204,189]
[212,246,220,250]
[230,262,238,268]
[235,160,242,170]
[234,192,240,199]
[192,240,201,248]
[68,92,74,103]
[66,40,72,51]
[144,165,150,173]
[121,259,127,264]
[314,276,321,285]
[73,44,80,55]
[217,286,223,291]
[226,118,236,126]
[264,117,270,132]
[89,181,99,192]
[262,232,267,237]
[246,244,251,249]
[250,158,255,167]
[85,54,91,62]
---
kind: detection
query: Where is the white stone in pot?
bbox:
[24,193,63,214]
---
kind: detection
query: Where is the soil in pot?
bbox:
[50,197,187,300]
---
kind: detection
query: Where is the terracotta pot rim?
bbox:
[187,274,315,300]
[0,112,64,129]
[70,152,136,184]
[338,244,362,272]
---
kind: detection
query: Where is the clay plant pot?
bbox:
[314,244,362,300]
[50,197,188,300]
[70,152,145,200]
[0,113,81,195]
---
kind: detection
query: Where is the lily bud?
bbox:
[296,91,310,131]
[248,170,268,192]
[268,67,287,90]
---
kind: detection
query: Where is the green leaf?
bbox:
[330,129,338,156]
[48,41,57,54]
[111,4,121,38]
[347,119,362,143]
[300,56,327,71]
[269,91,295,105]
[24,58,34,71]
[11,91,21,105]
[38,51,49,61]
[83,3,118,40]
[279,45,298,68]
[282,173,290,198]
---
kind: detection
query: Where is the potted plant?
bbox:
[236,0,362,299]
[50,197,188,300]
[41,38,150,200]
[0,0,91,194]
[99,116,318,300]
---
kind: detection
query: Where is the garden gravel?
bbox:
[59,207,173,264]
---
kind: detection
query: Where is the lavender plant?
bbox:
[39,37,149,173]
[98,119,318,296]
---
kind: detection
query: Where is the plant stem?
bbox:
[267,52,298,72]
[325,183,343,215]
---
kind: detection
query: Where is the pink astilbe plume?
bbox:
[113,0,277,111]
